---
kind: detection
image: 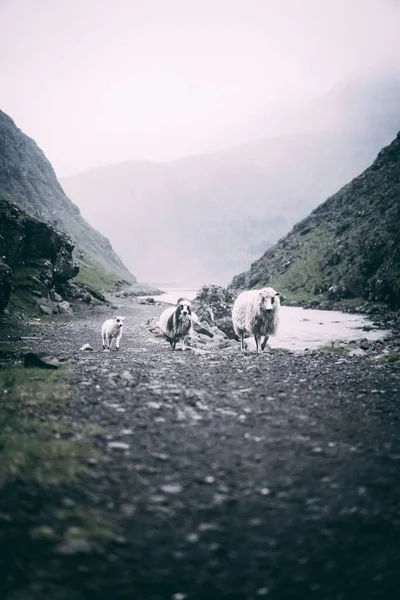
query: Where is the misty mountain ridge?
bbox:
[61,75,400,285]
[0,109,134,289]
[186,72,400,157]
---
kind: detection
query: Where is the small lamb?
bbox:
[232,287,281,354]
[158,299,193,350]
[101,316,125,351]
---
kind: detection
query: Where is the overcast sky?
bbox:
[1,0,399,176]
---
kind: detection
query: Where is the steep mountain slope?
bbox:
[62,76,400,285]
[230,133,400,309]
[0,109,134,289]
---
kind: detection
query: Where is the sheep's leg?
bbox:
[240,333,245,352]
[254,334,262,354]
[102,333,107,350]
[115,331,122,351]
[261,335,269,351]
[181,338,186,351]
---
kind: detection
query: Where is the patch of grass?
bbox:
[269,347,291,354]
[75,257,124,292]
[377,352,400,364]
[54,505,115,541]
[317,345,350,355]
[0,366,103,486]
[7,266,43,316]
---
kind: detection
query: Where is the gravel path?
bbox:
[1,299,400,600]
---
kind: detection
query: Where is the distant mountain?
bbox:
[230,132,400,309]
[61,75,400,285]
[0,109,134,289]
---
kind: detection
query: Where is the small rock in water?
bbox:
[24,352,59,370]
[160,483,183,494]
[80,343,94,351]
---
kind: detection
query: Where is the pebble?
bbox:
[79,343,94,351]
[122,370,134,382]
[61,498,76,508]
[108,442,130,451]
[256,588,269,596]
[120,504,136,517]
[147,401,162,410]
[152,453,170,461]
[160,483,183,494]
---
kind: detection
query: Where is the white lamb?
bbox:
[101,316,125,351]
[232,287,281,354]
[158,299,193,350]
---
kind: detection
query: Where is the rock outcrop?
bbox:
[0,194,78,313]
[191,285,238,339]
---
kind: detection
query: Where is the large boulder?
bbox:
[0,259,12,311]
[192,285,238,339]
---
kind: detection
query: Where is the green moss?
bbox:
[75,258,122,292]
[269,347,291,354]
[0,367,103,486]
[54,505,115,541]
[377,352,400,364]
[317,345,350,355]
[7,266,44,315]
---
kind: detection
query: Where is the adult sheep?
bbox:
[232,287,281,353]
[158,299,193,350]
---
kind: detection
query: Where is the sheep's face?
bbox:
[113,316,125,328]
[259,288,280,312]
[176,300,191,318]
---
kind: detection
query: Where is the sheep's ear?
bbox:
[113,316,117,320]
[275,292,281,296]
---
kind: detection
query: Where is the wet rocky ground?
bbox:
[1,297,400,600]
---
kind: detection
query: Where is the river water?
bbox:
[143,285,390,351]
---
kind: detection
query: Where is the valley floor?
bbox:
[1,299,400,600]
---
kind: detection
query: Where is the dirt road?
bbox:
[1,299,400,600]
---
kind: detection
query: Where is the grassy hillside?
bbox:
[0,109,135,290]
[230,132,400,309]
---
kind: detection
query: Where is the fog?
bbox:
[1,0,399,176]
